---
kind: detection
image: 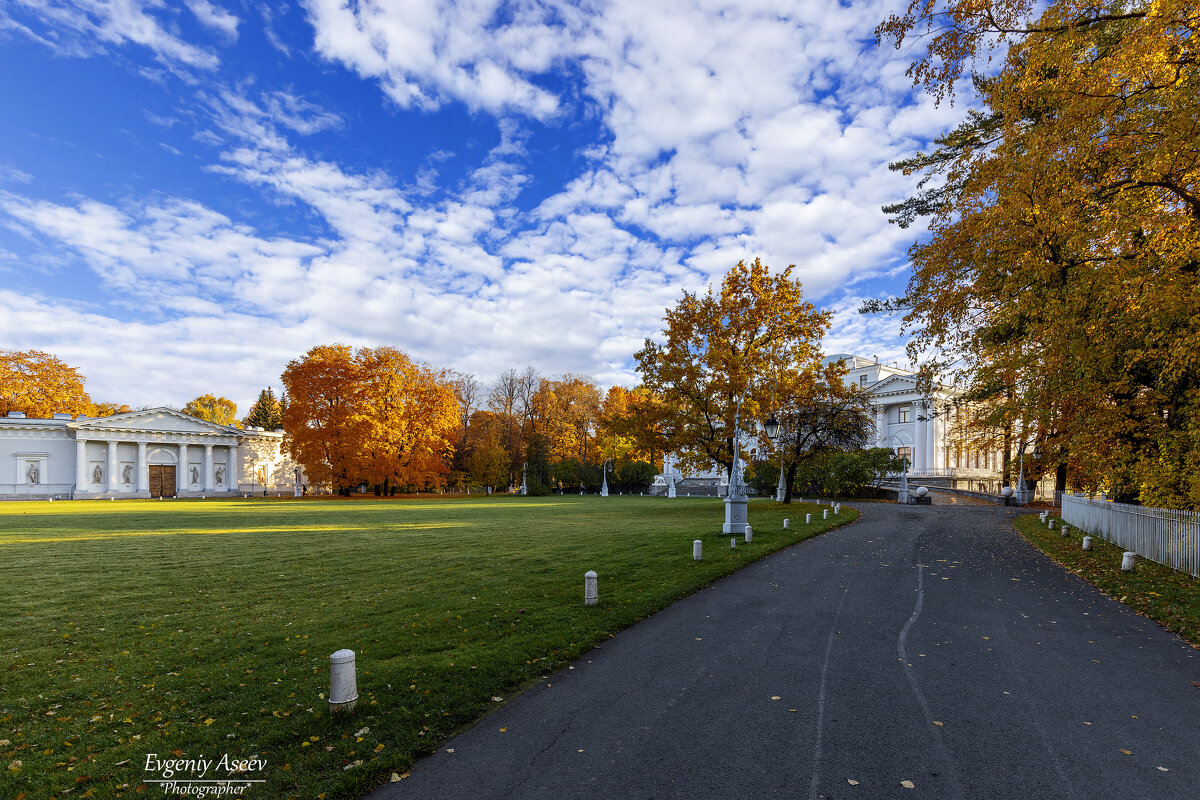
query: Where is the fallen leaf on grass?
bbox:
[901,780,915,789]
[491,696,503,702]
[390,773,402,783]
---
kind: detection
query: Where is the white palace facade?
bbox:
[0,407,304,500]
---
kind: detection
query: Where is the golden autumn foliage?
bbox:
[635,258,831,477]
[281,344,459,493]
[182,394,240,427]
[876,0,1200,506]
[0,349,94,418]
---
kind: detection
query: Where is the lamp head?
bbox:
[764,413,780,440]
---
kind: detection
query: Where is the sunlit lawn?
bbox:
[0,495,854,799]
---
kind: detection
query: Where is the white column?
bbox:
[106,440,119,494]
[875,404,886,445]
[204,444,215,491]
[228,444,238,493]
[75,438,88,492]
[927,401,937,470]
[137,441,148,494]
[179,443,189,489]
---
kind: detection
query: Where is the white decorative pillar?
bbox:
[106,440,119,494]
[75,437,88,493]
[179,443,189,489]
[204,444,215,491]
[875,404,886,445]
[228,444,238,493]
[911,405,923,472]
[136,441,148,494]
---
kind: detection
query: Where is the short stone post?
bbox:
[1082,536,1093,551]
[744,526,753,544]
[329,649,358,712]
[1061,525,1070,537]
[806,513,812,525]
[823,509,829,520]
[584,571,598,606]
[1047,519,1055,530]
[783,518,790,530]
[1121,551,1136,571]
[731,538,736,549]
[693,540,702,561]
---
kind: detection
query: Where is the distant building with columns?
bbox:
[827,354,1002,481]
[0,407,306,499]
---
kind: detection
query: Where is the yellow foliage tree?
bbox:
[875,0,1200,506]
[182,394,240,427]
[635,258,831,478]
[0,349,93,418]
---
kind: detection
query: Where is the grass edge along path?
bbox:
[1013,513,1200,649]
[1,496,856,800]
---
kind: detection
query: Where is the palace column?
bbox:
[911,403,923,471]
[927,402,938,470]
[179,443,189,490]
[875,404,886,445]
[75,437,88,493]
[204,444,215,492]
[136,441,148,494]
[228,444,238,493]
[106,439,119,494]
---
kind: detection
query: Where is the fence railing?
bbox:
[1062,494,1200,578]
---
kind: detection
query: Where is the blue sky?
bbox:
[0,0,965,412]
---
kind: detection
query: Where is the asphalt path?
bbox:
[367,503,1200,800]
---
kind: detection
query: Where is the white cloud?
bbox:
[185,0,239,41]
[5,0,221,69]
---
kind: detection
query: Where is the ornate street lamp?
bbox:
[600,458,613,497]
[723,395,778,534]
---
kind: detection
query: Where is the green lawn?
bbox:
[1014,513,1200,648]
[0,495,854,800]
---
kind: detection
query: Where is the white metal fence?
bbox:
[1062,494,1200,578]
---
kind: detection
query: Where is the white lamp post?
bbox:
[520,462,528,496]
[600,458,613,497]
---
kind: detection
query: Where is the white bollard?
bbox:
[693,540,703,561]
[584,571,598,606]
[1061,525,1070,537]
[329,649,358,712]
[744,526,753,544]
[1048,519,1055,530]
[783,518,790,530]
[1121,551,1136,571]
[806,513,812,525]
[1082,536,1093,551]
[823,509,829,520]
[731,538,736,549]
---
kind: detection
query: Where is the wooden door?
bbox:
[148,466,177,498]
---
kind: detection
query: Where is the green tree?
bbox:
[242,388,284,430]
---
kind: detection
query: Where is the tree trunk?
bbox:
[783,461,798,503]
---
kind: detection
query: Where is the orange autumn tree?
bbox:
[0,348,93,418]
[282,344,459,494]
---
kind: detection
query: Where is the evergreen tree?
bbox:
[243,388,283,430]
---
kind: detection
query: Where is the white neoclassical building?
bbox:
[0,407,304,500]
[828,353,1002,480]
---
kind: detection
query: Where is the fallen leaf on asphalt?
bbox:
[932,721,944,727]
[901,780,915,789]
[1191,681,1200,688]
[499,727,507,732]
[1157,767,1169,772]
[789,709,798,713]
[847,779,859,785]
[1121,749,1131,755]
[389,773,402,783]
[771,696,781,701]
[1084,722,1092,725]
[445,749,454,754]
[981,636,990,640]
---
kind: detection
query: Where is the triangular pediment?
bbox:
[871,374,920,393]
[70,407,240,436]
